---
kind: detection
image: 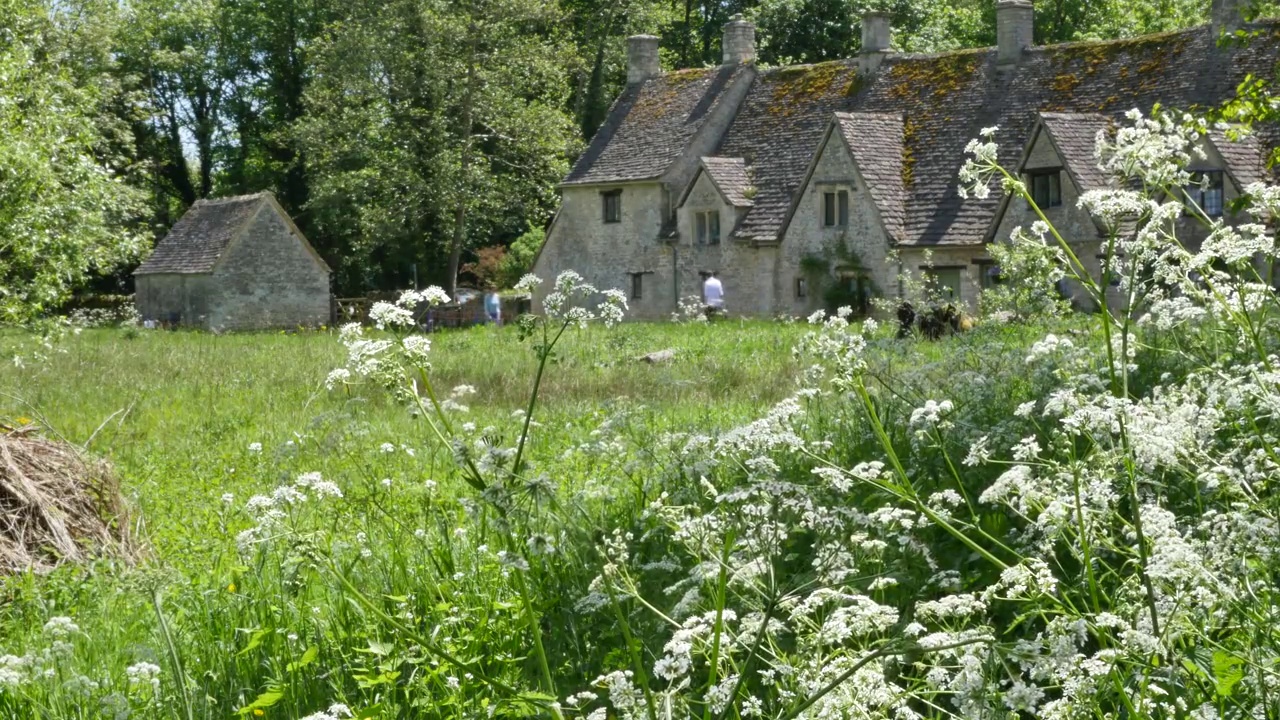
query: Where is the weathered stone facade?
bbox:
[535,4,1280,319]
[135,193,331,331]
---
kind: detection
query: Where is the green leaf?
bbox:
[236,688,285,716]
[237,629,267,657]
[286,645,319,672]
[1213,650,1245,697]
[356,704,384,719]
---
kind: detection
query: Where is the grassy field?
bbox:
[0,314,1111,719]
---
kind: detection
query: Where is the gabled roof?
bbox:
[678,157,755,208]
[135,192,329,275]
[562,21,1280,248]
[562,65,749,187]
[701,157,755,207]
[1207,127,1266,189]
[835,112,905,243]
[1038,113,1114,194]
[717,60,863,242]
[136,194,267,274]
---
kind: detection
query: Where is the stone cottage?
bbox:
[134,192,331,330]
[532,0,1280,319]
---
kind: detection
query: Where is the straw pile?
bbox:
[0,425,135,573]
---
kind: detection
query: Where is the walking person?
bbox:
[484,287,502,326]
[703,273,725,320]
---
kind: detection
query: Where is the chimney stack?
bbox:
[1211,0,1245,35]
[859,12,893,72]
[722,14,756,64]
[627,35,661,84]
[996,0,1034,65]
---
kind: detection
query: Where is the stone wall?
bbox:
[135,274,215,325]
[779,132,896,317]
[897,246,988,312]
[533,184,676,320]
[208,206,331,330]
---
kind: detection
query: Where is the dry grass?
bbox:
[0,424,136,573]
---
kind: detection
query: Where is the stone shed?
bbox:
[134,192,331,330]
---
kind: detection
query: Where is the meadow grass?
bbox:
[0,315,1087,719]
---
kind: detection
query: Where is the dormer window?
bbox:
[602,190,622,223]
[823,190,849,227]
[695,210,721,245]
[1185,171,1224,217]
[1028,170,1062,208]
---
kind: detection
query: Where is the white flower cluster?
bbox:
[299,703,354,720]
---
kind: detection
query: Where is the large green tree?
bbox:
[0,0,146,320]
[300,0,574,294]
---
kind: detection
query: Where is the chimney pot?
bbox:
[722,14,756,65]
[627,35,661,84]
[996,0,1034,65]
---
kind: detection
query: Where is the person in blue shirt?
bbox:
[484,287,501,326]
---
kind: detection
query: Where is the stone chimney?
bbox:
[859,12,893,73]
[627,35,661,84]
[1211,0,1245,35]
[722,14,756,64]
[996,0,1034,65]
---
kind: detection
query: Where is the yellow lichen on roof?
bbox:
[767,61,853,116]
[885,49,983,102]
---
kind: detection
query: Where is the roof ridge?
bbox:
[195,192,270,205]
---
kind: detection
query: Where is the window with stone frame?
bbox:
[822,189,849,227]
[695,210,721,245]
[1028,169,1062,208]
[630,272,643,300]
[1184,170,1225,218]
[795,277,808,300]
[602,190,622,223]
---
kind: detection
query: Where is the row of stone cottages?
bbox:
[530,0,1280,319]
[132,0,1278,330]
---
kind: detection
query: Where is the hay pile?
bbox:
[0,425,135,573]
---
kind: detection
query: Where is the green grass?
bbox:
[0,321,803,568]
[0,316,1072,719]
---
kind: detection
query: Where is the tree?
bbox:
[0,0,146,320]
[300,0,573,295]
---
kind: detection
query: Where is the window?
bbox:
[602,190,622,223]
[694,210,721,245]
[795,277,808,299]
[1185,171,1225,217]
[823,189,849,227]
[924,267,963,302]
[975,261,1004,290]
[1028,170,1062,208]
[630,272,643,300]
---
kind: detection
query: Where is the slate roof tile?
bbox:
[1208,127,1266,188]
[1038,113,1114,192]
[835,112,906,243]
[135,194,267,274]
[562,65,748,186]
[700,157,755,206]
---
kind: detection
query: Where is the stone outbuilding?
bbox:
[134,192,331,330]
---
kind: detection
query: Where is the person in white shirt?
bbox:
[703,273,724,318]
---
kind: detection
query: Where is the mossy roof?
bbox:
[562,64,749,186]
[566,20,1280,247]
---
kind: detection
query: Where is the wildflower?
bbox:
[42,616,79,638]
[247,442,262,453]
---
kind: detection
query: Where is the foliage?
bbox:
[0,0,146,322]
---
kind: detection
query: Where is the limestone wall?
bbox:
[135,274,216,325]
[779,133,896,317]
[533,183,677,320]
[208,207,331,330]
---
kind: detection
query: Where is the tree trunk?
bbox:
[446,48,477,298]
